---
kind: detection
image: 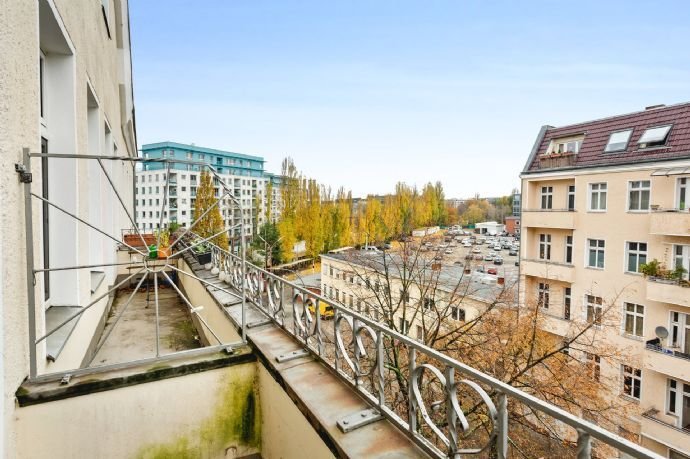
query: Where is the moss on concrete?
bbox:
[135,367,261,459]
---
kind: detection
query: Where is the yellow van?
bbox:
[307,299,334,320]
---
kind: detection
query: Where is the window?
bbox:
[537,282,550,309]
[638,125,671,148]
[586,353,601,381]
[539,234,551,260]
[450,307,465,321]
[624,303,644,337]
[670,311,690,354]
[564,287,571,320]
[628,181,650,211]
[667,379,677,414]
[678,177,688,211]
[604,129,632,152]
[589,183,607,211]
[423,297,435,310]
[398,318,410,334]
[554,140,581,154]
[587,239,605,268]
[622,366,641,400]
[565,235,573,264]
[625,242,647,273]
[586,295,603,325]
[673,244,690,280]
[416,325,423,341]
[399,289,410,305]
[540,186,553,209]
[567,185,575,211]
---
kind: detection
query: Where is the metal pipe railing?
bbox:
[198,239,662,459]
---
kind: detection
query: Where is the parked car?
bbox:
[487,267,498,275]
[454,260,463,266]
[465,254,473,260]
[474,254,483,260]
[483,254,494,261]
[472,247,481,254]
[494,256,504,265]
[509,249,518,256]
[445,249,453,255]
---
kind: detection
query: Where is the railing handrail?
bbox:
[200,237,662,459]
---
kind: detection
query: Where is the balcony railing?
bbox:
[646,340,690,362]
[649,208,690,236]
[521,209,576,229]
[196,240,659,459]
[537,152,577,169]
[642,407,690,436]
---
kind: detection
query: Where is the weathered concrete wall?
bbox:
[258,364,335,459]
[15,363,261,459]
[178,258,242,345]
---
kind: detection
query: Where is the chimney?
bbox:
[645,104,666,110]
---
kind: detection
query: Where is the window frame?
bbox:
[621,365,642,400]
[588,182,608,212]
[538,233,552,260]
[603,129,633,153]
[627,180,651,212]
[537,282,550,309]
[624,241,647,274]
[586,238,606,269]
[586,294,603,326]
[540,186,553,210]
[623,302,645,338]
[565,235,573,264]
[637,124,672,149]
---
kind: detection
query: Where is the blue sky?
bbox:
[130,1,690,198]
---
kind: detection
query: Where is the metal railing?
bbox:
[200,240,661,459]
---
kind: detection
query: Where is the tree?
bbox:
[332,243,636,457]
[252,221,282,267]
[193,170,228,250]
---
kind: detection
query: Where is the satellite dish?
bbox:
[655,326,669,340]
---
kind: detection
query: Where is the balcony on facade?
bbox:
[521,258,575,283]
[644,340,690,382]
[649,209,690,236]
[536,151,578,170]
[641,407,690,444]
[647,279,690,308]
[521,209,576,229]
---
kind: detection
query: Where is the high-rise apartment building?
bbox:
[136,142,282,241]
[519,102,690,458]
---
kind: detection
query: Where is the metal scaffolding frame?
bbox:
[20,148,247,380]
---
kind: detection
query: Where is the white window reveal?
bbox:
[623,303,644,337]
[587,239,605,268]
[622,365,642,400]
[626,242,647,273]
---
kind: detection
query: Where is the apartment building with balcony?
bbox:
[519,102,690,458]
[136,142,283,242]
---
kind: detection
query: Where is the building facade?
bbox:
[0,0,137,454]
[519,103,690,458]
[136,142,282,242]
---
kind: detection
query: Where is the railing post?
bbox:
[576,429,591,459]
[23,148,37,380]
[496,391,508,459]
[376,329,385,406]
[408,347,417,434]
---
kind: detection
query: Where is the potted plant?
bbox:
[192,241,213,265]
[640,259,661,278]
[157,229,171,259]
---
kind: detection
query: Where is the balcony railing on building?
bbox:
[538,151,577,169]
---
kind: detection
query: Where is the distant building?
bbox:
[512,192,521,216]
[504,215,520,235]
[475,221,505,235]
[137,142,282,242]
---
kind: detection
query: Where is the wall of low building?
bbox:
[258,364,335,459]
[15,362,261,459]
[178,258,242,345]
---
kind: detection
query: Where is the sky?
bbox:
[129,1,690,199]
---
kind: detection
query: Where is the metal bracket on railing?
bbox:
[60,374,72,385]
[275,349,309,363]
[222,345,236,355]
[337,408,383,433]
[15,163,32,183]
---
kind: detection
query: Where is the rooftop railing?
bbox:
[200,240,661,459]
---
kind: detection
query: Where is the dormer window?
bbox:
[638,125,671,149]
[554,140,581,154]
[604,129,632,153]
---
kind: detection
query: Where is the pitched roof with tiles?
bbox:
[523,102,690,173]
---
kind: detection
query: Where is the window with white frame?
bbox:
[540,186,553,210]
[586,353,601,381]
[553,139,581,154]
[604,129,633,153]
[565,235,573,264]
[628,181,650,211]
[450,307,465,321]
[623,303,644,337]
[587,239,605,268]
[673,244,690,280]
[567,185,575,211]
[670,311,690,355]
[563,287,571,320]
[622,365,641,400]
[625,242,647,273]
[537,282,550,309]
[678,177,688,211]
[398,318,410,334]
[638,125,671,149]
[539,234,551,260]
[586,294,603,325]
[589,183,607,211]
